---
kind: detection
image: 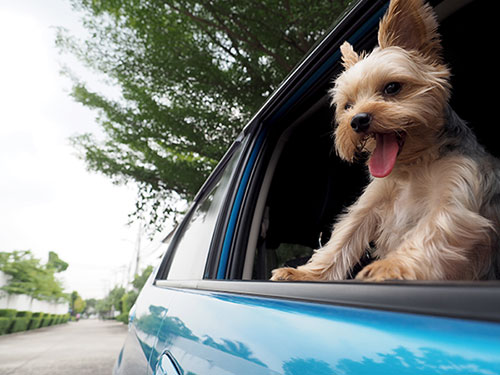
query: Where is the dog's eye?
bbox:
[344,103,353,111]
[383,82,402,96]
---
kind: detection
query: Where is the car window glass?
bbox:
[167,144,244,280]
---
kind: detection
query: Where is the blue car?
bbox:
[114,0,500,374]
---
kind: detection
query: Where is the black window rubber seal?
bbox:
[154,279,500,323]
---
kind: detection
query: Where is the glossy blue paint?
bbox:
[113,277,173,375]
[147,284,500,375]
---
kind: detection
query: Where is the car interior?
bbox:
[242,0,496,281]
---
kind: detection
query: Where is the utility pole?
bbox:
[133,223,142,277]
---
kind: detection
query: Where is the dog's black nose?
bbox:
[351,113,372,133]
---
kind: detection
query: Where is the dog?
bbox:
[271,0,500,282]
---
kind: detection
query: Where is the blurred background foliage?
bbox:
[0,250,68,302]
[84,265,153,322]
[57,0,352,233]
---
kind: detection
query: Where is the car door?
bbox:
[150,281,500,375]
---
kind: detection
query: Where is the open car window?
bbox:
[244,98,368,280]
[233,0,499,283]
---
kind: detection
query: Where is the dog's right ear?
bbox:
[378,0,442,61]
[340,41,360,69]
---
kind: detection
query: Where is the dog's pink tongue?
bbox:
[369,133,399,178]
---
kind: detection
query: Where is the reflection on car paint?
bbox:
[146,285,500,375]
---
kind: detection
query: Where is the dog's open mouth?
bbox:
[368,132,405,178]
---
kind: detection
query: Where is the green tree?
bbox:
[132,265,153,291]
[108,286,126,311]
[96,266,154,322]
[117,265,154,322]
[70,290,86,316]
[46,251,69,273]
[74,296,86,315]
[57,0,352,231]
[117,290,138,323]
[95,298,113,319]
[83,298,97,315]
[0,250,68,301]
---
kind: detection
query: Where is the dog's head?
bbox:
[330,0,451,177]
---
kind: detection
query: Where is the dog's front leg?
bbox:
[271,181,383,281]
[356,170,494,281]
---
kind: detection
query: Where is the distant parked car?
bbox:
[114,0,500,374]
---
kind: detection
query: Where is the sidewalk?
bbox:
[0,319,128,375]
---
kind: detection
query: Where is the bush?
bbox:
[41,314,52,327]
[47,314,55,326]
[9,317,29,333]
[116,312,129,324]
[0,311,69,333]
[16,311,33,320]
[28,318,42,330]
[62,313,70,323]
[0,309,17,333]
[11,311,33,333]
[28,312,43,329]
[0,317,11,335]
[0,309,17,319]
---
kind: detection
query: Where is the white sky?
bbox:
[0,0,167,299]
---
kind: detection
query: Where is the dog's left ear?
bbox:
[340,41,360,69]
[378,0,442,61]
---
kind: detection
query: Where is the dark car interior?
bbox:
[245,0,496,280]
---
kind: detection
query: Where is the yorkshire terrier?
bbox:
[271,0,500,281]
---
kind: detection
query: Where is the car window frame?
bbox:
[155,132,248,281]
[154,279,500,323]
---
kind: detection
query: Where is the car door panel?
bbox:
[149,283,500,375]
[114,276,174,375]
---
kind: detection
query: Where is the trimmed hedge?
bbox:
[28,318,42,330]
[0,310,70,335]
[41,314,53,327]
[0,317,11,335]
[62,313,70,323]
[9,317,29,333]
[16,311,33,320]
[8,311,33,333]
[28,312,43,330]
[0,309,17,319]
[0,309,17,334]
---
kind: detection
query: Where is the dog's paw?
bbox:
[271,267,307,281]
[355,259,416,282]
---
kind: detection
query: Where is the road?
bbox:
[0,319,128,375]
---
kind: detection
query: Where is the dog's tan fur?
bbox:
[271,0,500,282]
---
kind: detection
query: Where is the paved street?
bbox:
[0,319,128,375]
